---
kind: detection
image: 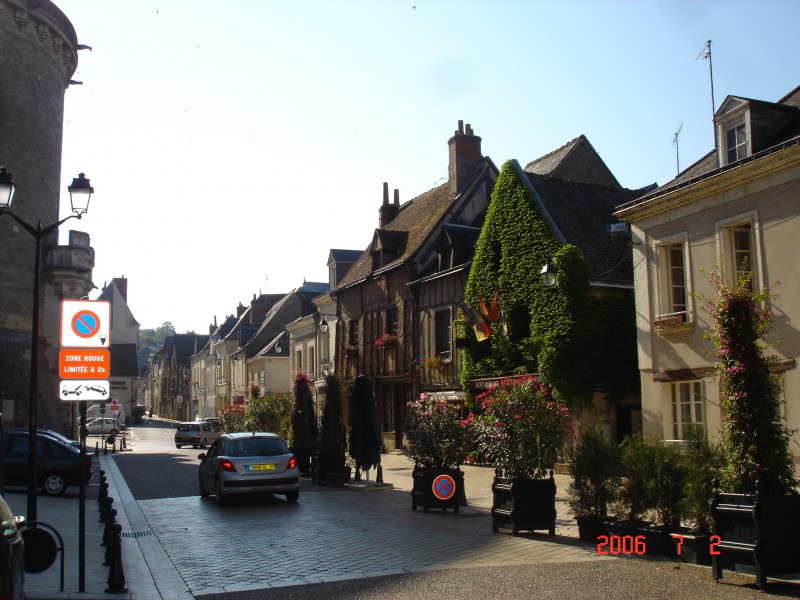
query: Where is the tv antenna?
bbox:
[672,123,683,175]
[696,40,718,166]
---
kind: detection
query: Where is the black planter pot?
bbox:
[642,527,677,558]
[491,472,556,536]
[312,466,352,486]
[411,466,464,513]
[711,488,800,589]
[576,516,608,543]
[671,530,711,566]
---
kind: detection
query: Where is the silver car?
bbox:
[174,421,221,449]
[198,432,300,506]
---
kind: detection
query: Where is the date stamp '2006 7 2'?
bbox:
[596,534,721,556]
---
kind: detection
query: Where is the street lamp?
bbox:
[540,261,557,287]
[0,166,94,523]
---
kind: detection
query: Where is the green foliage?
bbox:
[701,270,796,495]
[317,375,348,473]
[465,376,574,479]
[246,393,293,437]
[404,393,468,468]
[679,425,723,533]
[567,425,621,518]
[611,435,685,528]
[290,372,319,474]
[461,160,639,405]
[219,404,246,433]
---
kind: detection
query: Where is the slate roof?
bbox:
[329,249,363,263]
[524,170,646,286]
[335,182,456,289]
[620,84,800,210]
[525,135,621,187]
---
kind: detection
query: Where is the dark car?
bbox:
[2,429,94,496]
[198,432,299,506]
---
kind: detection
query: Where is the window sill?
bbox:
[653,314,694,335]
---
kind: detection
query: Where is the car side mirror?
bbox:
[198,453,206,461]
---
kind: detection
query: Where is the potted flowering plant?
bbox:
[465,376,573,535]
[701,270,800,588]
[374,333,398,350]
[424,355,448,370]
[405,393,468,513]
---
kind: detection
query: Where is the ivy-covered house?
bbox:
[614,84,800,473]
[332,121,498,451]
[462,136,650,441]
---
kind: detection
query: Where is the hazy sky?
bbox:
[53,0,800,332]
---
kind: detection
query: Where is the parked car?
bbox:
[2,429,94,496]
[38,428,81,449]
[202,418,222,432]
[0,494,25,600]
[175,421,221,449]
[85,418,125,436]
[198,432,300,506]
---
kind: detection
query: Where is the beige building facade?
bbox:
[616,86,800,473]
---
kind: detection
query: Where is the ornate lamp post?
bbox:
[0,166,94,522]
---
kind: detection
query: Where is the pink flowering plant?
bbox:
[405,393,468,468]
[465,376,574,479]
[702,270,796,495]
[374,333,398,349]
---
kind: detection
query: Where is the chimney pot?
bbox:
[383,182,389,205]
[394,189,399,206]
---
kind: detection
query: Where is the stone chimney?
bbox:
[448,120,482,197]
[209,315,218,335]
[378,182,400,228]
[236,302,246,318]
[113,276,128,302]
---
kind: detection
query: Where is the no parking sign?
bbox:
[432,474,456,500]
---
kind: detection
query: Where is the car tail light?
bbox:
[219,458,236,472]
[288,457,298,470]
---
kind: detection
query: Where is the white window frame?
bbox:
[716,212,762,291]
[725,121,749,163]
[654,233,693,327]
[666,380,705,441]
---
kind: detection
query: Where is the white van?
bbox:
[85,402,125,423]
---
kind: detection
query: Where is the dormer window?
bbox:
[725,121,748,163]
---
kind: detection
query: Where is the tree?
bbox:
[316,375,348,475]
[290,371,318,476]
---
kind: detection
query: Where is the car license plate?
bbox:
[248,464,275,471]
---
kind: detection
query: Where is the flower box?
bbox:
[491,473,556,536]
[652,313,685,329]
[374,333,398,349]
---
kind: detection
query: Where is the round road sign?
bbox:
[71,310,101,338]
[432,474,456,500]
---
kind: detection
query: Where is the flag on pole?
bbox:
[451,297,492,341]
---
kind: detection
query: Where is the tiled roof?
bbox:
[526,172,643,285]
[525,135,620,187]
[335,181,455,289]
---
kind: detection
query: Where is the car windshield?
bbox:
[225,438,288,457]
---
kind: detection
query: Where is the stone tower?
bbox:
[0,0,95,431]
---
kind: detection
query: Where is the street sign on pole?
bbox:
[60,300,111,348]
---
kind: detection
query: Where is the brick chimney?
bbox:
[448,120,482,197]
[378,182,400,227]
[250,293,269,324]
[236,302,246,318]
[113,277,128,302]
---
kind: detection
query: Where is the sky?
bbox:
[52,0,800,333]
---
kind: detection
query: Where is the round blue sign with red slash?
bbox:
[432,474,456,500]
[72,310,101,338]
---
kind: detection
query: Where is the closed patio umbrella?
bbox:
[349,375,382,482]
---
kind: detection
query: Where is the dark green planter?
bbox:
[671,530,711,566]
[491,472,556,536]
[411,466,464,513]
[576,516,608,543]
[711,488,800,589]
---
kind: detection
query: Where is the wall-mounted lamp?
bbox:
[540,262,557,287]
[319,316,328,334]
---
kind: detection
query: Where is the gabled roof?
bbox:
[335,181,454,288]
[525,135,621,188]
[328,249,362,264]
[520,164,644,286]
[172,333,208,364]
[251,330,289,359]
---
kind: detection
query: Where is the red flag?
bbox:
[451,297,492,341]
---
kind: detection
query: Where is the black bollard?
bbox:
[105,523,128,593]
[100,496,113,524]
[98,479,108,511]
[102,506,117,547]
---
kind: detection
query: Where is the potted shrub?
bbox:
[701,271,800,588]
[289,371,318,476]
[466,376,573,536]
[608,434,653,536]
[405,393,468,513]
[643,440,684,557]
[312,375,351,486]
[567,424,620,542]
[672,425,723,565]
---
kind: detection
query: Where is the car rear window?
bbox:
[225,437,289,457]
[178,424,200,432]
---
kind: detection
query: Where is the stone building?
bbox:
[0,0,95,433]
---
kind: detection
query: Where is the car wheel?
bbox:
[175,444,182,449]
[41,471,68,496]
[199,473,209,498]
[199,438,207,449]
[215,478,227,506]
[285,491,299,503]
